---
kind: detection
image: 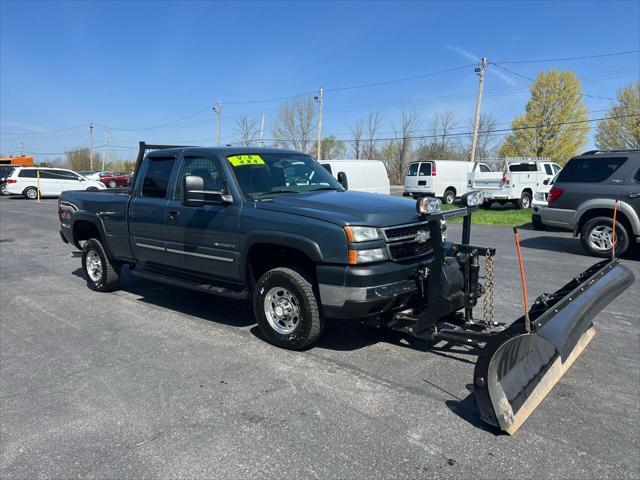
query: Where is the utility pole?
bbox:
[102,129,109,171]
[19,138,24,156]
[470,57,488,163]
[89,121,94,171]
[314,88,324,160]
[213,101,222,145]
[259,112,265,147]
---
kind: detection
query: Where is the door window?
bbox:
[38,170,59,179]
[418,163,432,176]
[544,164,553,175]
[57,170,80,180]
[479,164,491,173]
[174,156,223,199]
[141,157,175,198]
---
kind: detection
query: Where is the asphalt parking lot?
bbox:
[1,197,639,479]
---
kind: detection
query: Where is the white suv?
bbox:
[4,167,106,199]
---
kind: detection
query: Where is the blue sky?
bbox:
[1,0,638,160]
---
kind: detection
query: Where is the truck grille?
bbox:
[388,240,433,260]
[383,222,433,261]
[383,222,430,241]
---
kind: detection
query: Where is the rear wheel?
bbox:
[253,267,323,350]
[517,192,532,209]
[443,189,456,205]
[107,180,117,188]
[81,238,121,291]
[580,217,629,257]
[87,187,98,191]
[23,187,38,200]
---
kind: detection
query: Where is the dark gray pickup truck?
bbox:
[59,142,634,434]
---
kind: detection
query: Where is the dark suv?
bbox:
[540,149,640,256]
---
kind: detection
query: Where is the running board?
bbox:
[131,268,250,300]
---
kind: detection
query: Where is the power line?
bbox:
[325,64,474,92]
[490,62,616,100]
[1,123,87,136]
[494,49,640,64]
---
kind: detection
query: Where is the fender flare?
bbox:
[573,199,640,236]
[239,231,325,283]
[70,213,116,259]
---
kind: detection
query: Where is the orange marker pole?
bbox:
[513,226,531,333]
[611,200,618,259]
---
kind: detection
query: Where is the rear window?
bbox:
[18,169,37,178]
[509,163,538,172]
[322,163,332,175]
[557,156,627,183]
[141,157,175,198]
[406,163,419,176]
[418,163,432,176]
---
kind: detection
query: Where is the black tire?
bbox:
[580,216,630,258]
[443,189,456,205]
[517,191,532,209]
[87,187,98,191]
[482,200,493,209]
[532,215,546,230]
[23,186,38,200]
[253,267,323,350]
[81,238,121,292]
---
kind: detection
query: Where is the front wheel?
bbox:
[253,268,323,350]
[81,238,121,291]
[580,217,629,257]
[107,180,117,188]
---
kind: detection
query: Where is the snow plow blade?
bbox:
[473,259,634,435]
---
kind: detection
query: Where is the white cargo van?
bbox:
[320,159,390,194]
[469,158,561,209]
[403,160,491,204]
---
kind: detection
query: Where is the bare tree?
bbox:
[364,110,383,159]
[415,111,464,160]
[350,119,364,159]
[234,115,260,146]
[271,97,316,152]
[318,135,347,160]
[66,148,101,171]
[387,111,421,184]
[466,113,498,160]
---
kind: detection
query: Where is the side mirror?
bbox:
[183,175,233,206]
[337,171,349,190]
[543,179,549,185]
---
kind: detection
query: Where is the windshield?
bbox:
[228,153,343,199]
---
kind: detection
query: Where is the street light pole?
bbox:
[470,57,488,163]
[89,121,94,171]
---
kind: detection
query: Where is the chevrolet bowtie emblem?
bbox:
[415,230,429,243]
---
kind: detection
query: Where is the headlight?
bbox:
[344,226,380,242]
[466,190,484,207]
[348,248,386,264]
[416,196,442,215]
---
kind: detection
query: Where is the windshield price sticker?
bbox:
[228,155,265,167]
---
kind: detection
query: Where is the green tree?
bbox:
[595,80,640,149]
[65,148,101,172]
[499,70,589,164]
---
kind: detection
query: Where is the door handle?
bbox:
[625,192,640,198]
[168,211,180,220]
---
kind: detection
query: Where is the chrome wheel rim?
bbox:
[108,181,116,188]
[85,250,103,282]
[26,188,37,199]
[522,196,530,208]
[588,225,613,252]
[264,286,300,335]
[445,193,454,204]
